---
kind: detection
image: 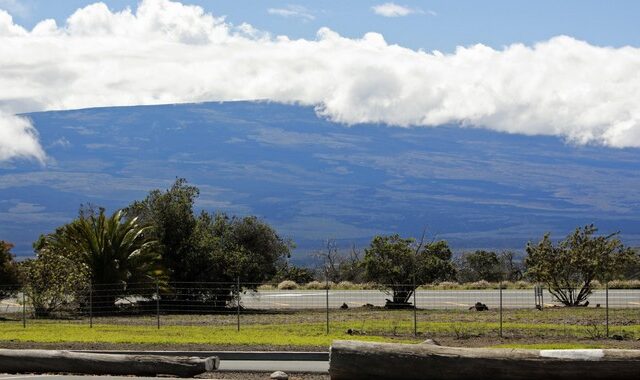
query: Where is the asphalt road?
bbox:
[1,289,638,312]
[241,289,640,309]
[0,360,328,379]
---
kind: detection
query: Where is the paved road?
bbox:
[2,289,639,313]
[241,289,640,309]
[0,360,328,378]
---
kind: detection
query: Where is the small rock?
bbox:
[421,338,441,346]
[469,302,489,311]
[271,370,289,380]
[340,302,349,309]
[611,334,624,341]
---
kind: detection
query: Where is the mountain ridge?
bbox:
[1,101,639,263]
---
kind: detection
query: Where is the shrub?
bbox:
[608,279,640,289]
[466,280,493,289]
[336,281,355,290]
[277,280,299,290]
[305,281,327,290]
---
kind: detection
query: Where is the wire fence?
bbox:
[1,281,639,339]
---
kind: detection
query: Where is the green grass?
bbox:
[1,307,638,347]
[0,321,420,347]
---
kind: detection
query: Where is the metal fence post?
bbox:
[22,290,26,328]
[325,277,329,334]
[499,282,503,338]
[605,281,609,338]
[156,281,160,329]
[236,277,241,332]
[89,282,93,328]
[413,278,417,337]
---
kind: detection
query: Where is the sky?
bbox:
[3,0,640,51]
[0,0,640,161]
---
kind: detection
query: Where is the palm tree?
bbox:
[46,208,164,312]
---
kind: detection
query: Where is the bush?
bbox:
[335,281,354,290]
[305,281,326,290]
[466,280,493,289]
[607,279,640,289]
[277,280,299,290]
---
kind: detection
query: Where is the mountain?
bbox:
[1,101,639,263]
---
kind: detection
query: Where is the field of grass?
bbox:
[1,307,638,349]
[0,321,420,347]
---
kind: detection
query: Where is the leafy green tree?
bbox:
[526,225,637,306]
[191,212,293,282]
[21,236,89,317]
[180,211,293,307]
[456,250,503,283]
[125,179,293,308]
[364,234,455,307]
[43,208,163,311]
[0,241,21,300]
[124,178,199,282]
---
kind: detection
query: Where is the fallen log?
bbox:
[329,340,640,380]
[0,349,218,377]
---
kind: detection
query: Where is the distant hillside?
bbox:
[1,101,639,264]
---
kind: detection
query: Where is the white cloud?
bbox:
[0,111,45,162]
[0,0,30,18]
[267,5,315,21]
[372,3,416,17]
[1,0,640,163]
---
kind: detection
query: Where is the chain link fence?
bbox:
[1,281,638,340]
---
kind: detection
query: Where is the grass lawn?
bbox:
[0,321,420,347]
[0,307,638,349]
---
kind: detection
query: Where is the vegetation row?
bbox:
[0,179,638,316]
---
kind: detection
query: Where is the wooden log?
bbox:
[329,340,640,380]
[0,349,218,377]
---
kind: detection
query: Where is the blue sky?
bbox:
[4,0,640,52]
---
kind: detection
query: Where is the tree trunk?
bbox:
[329,340,640,380]
[0,349,217,377]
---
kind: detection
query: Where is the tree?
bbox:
[314,240,365,283]
[0,241,21,300]
[525,225,637,306]
[456,250,503,283]
[124,178,199,283]
[182,211,293,307]
[191,212,293,283]
[499,251,524,282]
[43,208,163,311]
[363,234,455,307]
[21,236,89,317]
[125,179,294,308]
[456,250,524,283]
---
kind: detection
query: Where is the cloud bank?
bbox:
[1,0,640,162]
